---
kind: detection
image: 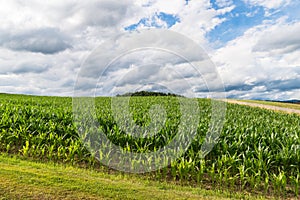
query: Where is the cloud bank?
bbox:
[0,0,299,100]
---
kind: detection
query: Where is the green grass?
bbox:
[239,99,300,110]
[0,153,265,200]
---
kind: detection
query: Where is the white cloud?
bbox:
[170,1,233,44]
[0,0,141,96]
[253,21,300,54]
[74,29,223,98]
[126,0,234,45]
[141,0,186,14]
[212,18,300,100]
[0,28,71,54]
[243,0,291,9]
[215,0,234,8]
[0,0,299,100]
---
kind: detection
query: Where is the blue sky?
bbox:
[209,0,300,46]
[125,12,180,30]
[125,0,299,47]
[209,0,266,46]
[126,0,268,45]
[0,0,299,100]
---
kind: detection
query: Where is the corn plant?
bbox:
[0,93,299,198]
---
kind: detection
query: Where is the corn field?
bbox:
[0,93,299,198]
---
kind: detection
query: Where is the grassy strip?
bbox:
[0,154,266,200]
[239,99,300,110]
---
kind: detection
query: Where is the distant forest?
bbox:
[116,91,184,97]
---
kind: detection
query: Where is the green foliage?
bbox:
[116,90,184,97]
[0,93,299,198]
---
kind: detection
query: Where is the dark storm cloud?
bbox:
[0,28,71,54]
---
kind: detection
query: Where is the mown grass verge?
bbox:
[0,153,267,200]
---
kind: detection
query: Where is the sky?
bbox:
[0,0,299,100]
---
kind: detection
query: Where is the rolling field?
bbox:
[0,93,299,199]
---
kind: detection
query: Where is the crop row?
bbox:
[0,93,299,197]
